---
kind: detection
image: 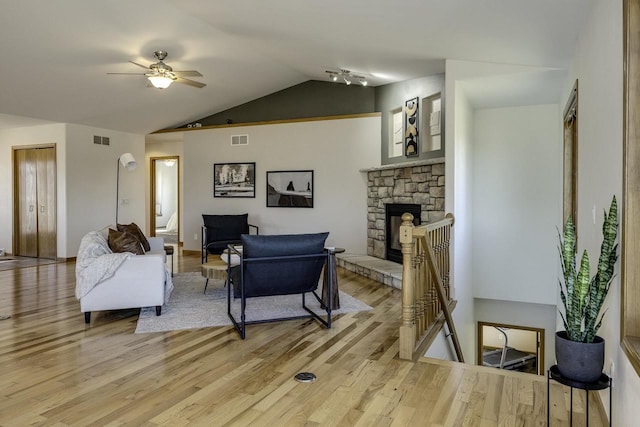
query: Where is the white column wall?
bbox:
[566,0,639,422]
[433,65,477,362]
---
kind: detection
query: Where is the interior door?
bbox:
[36,147,57,259]
[15,149,38,257]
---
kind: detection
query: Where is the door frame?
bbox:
[12,143,57,259]
[477,321,545,375]
[150,156,180,245]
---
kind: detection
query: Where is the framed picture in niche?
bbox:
[405,97,419,157]
[213,162,256,198]
[266,170,314,208]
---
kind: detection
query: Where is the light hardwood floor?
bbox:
[0,250,606,426]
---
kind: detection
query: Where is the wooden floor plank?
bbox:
[0,250,607,426]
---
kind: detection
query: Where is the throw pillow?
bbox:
[108,229,145,255]
[117,223,150,252]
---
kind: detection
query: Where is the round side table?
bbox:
[201,259,231,294]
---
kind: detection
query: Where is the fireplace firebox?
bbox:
[385,203,421,263]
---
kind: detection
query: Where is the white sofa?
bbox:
[76,230,172,323]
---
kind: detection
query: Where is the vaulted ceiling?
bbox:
[0,0,594,134]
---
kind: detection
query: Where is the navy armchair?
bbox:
[201,214,258,263]
[227,232,331,339]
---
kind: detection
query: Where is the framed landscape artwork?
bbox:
[213,162,256,198]
[266,170,314,208]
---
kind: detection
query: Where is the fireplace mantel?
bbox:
[360,157,445,173]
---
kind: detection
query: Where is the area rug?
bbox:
[135,272,372,333]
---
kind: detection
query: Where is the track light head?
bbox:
[326,69,368,86]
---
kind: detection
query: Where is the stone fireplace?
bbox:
[367,160,445,260]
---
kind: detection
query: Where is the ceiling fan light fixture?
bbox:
[343,76,352,85]
[359,78,368,86]
[147,75,174,89]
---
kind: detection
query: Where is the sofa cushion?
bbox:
[108,229,145,255]
[117,223,150,252]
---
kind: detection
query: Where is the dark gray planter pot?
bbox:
[555,331,605,383]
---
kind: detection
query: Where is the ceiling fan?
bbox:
[108,50,206,89]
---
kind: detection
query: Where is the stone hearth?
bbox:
[366,160,445,259]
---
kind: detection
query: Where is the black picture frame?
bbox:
[213,162,256,198]
[266,170,314,208]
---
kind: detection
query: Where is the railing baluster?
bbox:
[399,212,460,361]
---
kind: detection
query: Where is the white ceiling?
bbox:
[0,0,593,134]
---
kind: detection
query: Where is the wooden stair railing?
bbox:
[399,212,464,362]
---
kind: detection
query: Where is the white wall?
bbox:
[429,64,477,362]
[65,124,146,256]
[0,123,67,257]
[181,116,380,253]
[472,105,561,305]
[566,0,639,422]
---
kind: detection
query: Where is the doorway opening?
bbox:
[150,157,179,246]
[477,321,544,375]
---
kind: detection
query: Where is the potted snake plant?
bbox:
[556,195,618,383]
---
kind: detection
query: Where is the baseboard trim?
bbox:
[592,389,610,425]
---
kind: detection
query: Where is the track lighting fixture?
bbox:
[325,69,368,86]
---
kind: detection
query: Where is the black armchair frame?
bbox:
[201,214,258,263]
[226,245,332,339]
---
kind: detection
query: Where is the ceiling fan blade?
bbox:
[173,70,203,77]
[129,60,151,70]
[175,76,206,88]
[107,72,147,75]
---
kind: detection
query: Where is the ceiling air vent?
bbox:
[231,134,248,146]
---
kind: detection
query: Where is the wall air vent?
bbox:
[93,136,110,145]
[231,134,248,146]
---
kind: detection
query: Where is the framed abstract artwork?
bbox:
[405,97,419,157]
